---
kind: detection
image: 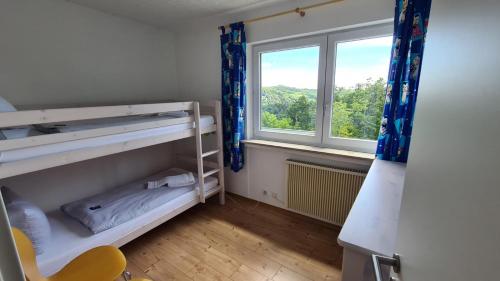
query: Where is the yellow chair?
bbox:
[12,228,150,281]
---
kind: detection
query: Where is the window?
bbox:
[253,25,392,152]
[260,46,319,134]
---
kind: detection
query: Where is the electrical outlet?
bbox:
[272,192,278,199]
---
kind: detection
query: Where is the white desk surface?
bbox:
[338,159,406,256]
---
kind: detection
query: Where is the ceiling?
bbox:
[69,0,290,28]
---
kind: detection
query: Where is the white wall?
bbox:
[0,0,178,108]
[0,0,180,211]
[174,0,393,208]
[174,0,393,102]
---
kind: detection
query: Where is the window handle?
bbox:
[371,253,400,281]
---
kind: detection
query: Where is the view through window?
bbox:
[260,46,320,134]
[331,36,392,140]
[255,27,393,151]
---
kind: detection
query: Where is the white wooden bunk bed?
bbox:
[0,101,225,276]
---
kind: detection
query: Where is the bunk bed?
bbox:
[0,101,225,276]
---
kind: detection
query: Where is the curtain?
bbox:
[376,0,432,162]
[220,22,246,172]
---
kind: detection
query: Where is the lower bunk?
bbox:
[6,167,221,277]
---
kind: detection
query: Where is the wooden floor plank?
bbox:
[144,259,193,281]
[224,194,340,247]
[183,213,333,281]
[230,264,269,281]
[200,198,340,264]
[122,238,161,271]
[186,263,233,281]
[123,259,150,281]
[198,203,342,276]
[272,266,312,281]
[162,225,241,278]
[121,193,343,281]
[148,235,200,275]
[174,218,281,278]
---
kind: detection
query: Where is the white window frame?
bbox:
[252,24,393,153]
[252,35,327,145]
[322,24,393,153]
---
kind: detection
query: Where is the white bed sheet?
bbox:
[0,115,214,163]
[37,175,219,276]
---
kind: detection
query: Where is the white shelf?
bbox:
[338,159,406,256]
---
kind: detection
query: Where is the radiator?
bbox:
[286,160,367,225]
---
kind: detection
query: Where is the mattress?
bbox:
[62,168,200,233]
[37,170,219,276]
[0,115,214,163]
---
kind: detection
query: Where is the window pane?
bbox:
[260,46,319,134]
[330,36,392,140]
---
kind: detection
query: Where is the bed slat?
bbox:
[0,102,194,128]
[0,116,194,151]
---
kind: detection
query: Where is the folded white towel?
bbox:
[146,172,195,189]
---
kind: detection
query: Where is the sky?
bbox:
[261,36,393,89]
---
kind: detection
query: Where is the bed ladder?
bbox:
[193,101,225,204]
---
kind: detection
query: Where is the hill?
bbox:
[260,79,386,140]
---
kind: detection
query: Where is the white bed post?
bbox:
[215,101,225,205]
[193,102,206,203]
[0,196,25,281]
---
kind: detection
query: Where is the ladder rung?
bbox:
[202,149,220,158]
[205,185,223,197]
[203,169,220,178]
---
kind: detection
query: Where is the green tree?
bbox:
[260,79,386,140]
[287,95,313,130]
[331,78,386,140]
[331,101,353,137]
[262,112,293,129]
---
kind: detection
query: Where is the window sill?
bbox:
[242,139,375,161]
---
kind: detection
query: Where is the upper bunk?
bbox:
[0,101,221,180]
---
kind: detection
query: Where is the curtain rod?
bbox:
[218,0,344,30]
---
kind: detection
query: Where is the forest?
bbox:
[261,78,386,140]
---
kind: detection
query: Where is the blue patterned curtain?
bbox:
[220,22,246,172]
[376,0,432,162]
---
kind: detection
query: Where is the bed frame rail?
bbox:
[0,116,194,151]
[0,102,194,128]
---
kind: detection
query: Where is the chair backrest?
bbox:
[11,228,48,281]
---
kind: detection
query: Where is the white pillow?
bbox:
[0,96,32,139]
[0,96,16,112]
[1,186,51,255]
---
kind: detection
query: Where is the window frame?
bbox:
[252,24,393,153]
[252,35,327,145]
[322,24,394,153]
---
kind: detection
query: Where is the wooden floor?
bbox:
[121,194,343,281]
